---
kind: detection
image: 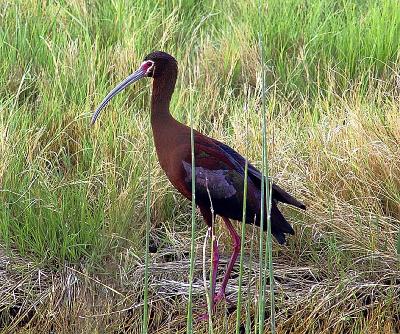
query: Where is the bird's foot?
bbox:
[196,311,210,322]
[213,292,225,304]
[196,293,235,322]
[195,296,221,322]
[214,291,235,306]
[195,298,215,322]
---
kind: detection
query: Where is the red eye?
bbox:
[141,60,154,73]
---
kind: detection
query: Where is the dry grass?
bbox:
[1,242,399,333]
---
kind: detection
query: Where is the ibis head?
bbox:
[91,51,177,125]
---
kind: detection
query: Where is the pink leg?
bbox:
[214,216,240,304]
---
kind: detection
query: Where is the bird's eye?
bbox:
[146,61,153,68]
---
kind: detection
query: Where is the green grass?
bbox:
[0,0,399,333]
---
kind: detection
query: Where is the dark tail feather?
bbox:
[272,184,306,210]
[268,202,295,245]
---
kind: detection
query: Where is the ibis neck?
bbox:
[150,70,180,148]
[150,68,178,126]
[150,70,185,173]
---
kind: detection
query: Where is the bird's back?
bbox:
[156,124,305,244]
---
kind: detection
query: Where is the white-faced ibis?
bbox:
[91,51,305,312]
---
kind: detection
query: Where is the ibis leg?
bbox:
[214,216,240,304]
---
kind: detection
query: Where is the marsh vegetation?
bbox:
[0,0,399,332]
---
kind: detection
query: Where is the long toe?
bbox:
[213,292,225,304]
[214,292,234,306]
[196,311,210,322]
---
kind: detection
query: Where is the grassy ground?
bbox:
[1,0,400,332]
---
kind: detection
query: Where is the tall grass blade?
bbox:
[257,0,266,332]
[246,224,256,334]
[142,117,152,333]
[205,187,215,332]
[258,0,276,332]
[264,183,275,332]
[236,92,250,333]
[202,226,214,333]
[186,90,196,333]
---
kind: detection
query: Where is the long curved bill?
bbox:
[91,68,146,125]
